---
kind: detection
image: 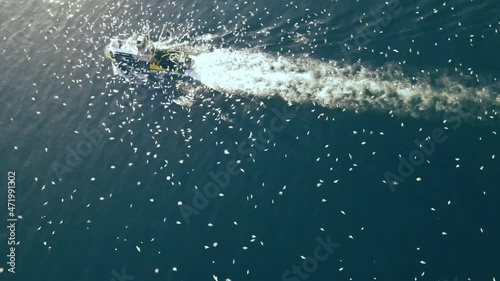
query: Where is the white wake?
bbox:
[192,48,499,119]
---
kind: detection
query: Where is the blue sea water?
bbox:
[0,0,499,280]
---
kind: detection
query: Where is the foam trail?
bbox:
[184,69,201,81]
[192,48,499,119]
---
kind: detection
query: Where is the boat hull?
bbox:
[105,35,196,79]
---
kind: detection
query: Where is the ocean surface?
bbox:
[0,0,499,280]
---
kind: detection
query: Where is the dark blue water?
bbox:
[1,0,499,280]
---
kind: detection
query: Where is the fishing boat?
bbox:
[105,27,198,80]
